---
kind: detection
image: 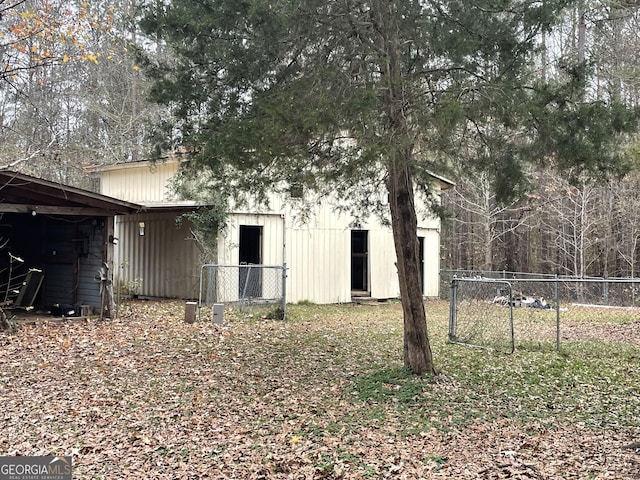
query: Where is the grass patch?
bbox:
[347,324,640,435]
[352,367,429,405]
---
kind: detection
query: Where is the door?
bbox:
[351,230,369,294]
[239,225,263,298]
[44,220,77,305]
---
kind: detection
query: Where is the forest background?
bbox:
[1,0,640,279]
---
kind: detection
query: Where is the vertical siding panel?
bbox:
[314,229,321,303]
[100,162,180,204]
[369,230,400,300]
[296,229,305,302]
[287,227,300,303]
[76,220,104,307]
[149,218,156,295]
[43,220,75,305]
[113,212,201,299]
[303,230,311,302]
[420,229,440,297]
[338,228,350,303]
[285,219,353,304]
[156,215,165,295]
[136,216,147,296]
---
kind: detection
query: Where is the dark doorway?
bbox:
[418,236,425,295]
[351,230,369,294]
[239,225,263,298]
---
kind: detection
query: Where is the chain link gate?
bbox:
[449,278,515,353]
[199,264,287,320]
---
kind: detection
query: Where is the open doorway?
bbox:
[351,230,369,296]
[239,225,263,298]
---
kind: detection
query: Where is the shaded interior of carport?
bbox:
[0,170,140,315]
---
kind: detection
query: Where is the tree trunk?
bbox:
[376,1,436,376]
[388,163,436,376]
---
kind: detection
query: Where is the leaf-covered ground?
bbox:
[1,300,639,479]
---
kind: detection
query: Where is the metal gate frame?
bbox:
[449,277,515,354]
[198,263,287,320]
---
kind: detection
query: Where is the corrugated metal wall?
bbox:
[114,212,202,299]
[368,228,401,300]
[282,203,442,304]
[285,221,352,304]
[209,194,444,304]
[112,208,442,304]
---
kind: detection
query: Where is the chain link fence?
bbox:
[449,278,516,353]
[449,277,560,353]
[441,269,640,307]
[199,264,287,320]
[447,272,640,352]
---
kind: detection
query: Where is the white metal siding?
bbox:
[420,229,441,297]
[100,162,179,203]
[286,225,352,304]
[369,229,401,300]
[217,214,285,266]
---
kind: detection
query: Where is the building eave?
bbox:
[0,170,143,215]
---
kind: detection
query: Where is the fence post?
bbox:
[198,265,204,322]
[240,264,252,306]
[449,279,457,341]
[554,274,560,351]
[281,263,287,320]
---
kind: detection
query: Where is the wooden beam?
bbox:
[0,204,120,216]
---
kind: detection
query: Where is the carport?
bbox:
[0,170,141,316]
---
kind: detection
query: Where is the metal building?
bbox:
[97,159,453,304]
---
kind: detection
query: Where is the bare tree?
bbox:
[442,170,536,271]
[0,0,165,187]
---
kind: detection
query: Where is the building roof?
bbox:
[427,171,455,190]
[89,155,184,173]
[0,170,143,216]
[95,158,457,190]
[134,200,203,213]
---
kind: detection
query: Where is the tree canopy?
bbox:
[140,0,637,375]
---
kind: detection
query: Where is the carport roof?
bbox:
[0,170,143,216]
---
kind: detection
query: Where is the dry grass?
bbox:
[0,299,638,479]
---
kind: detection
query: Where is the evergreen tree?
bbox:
[140,0,635,375]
